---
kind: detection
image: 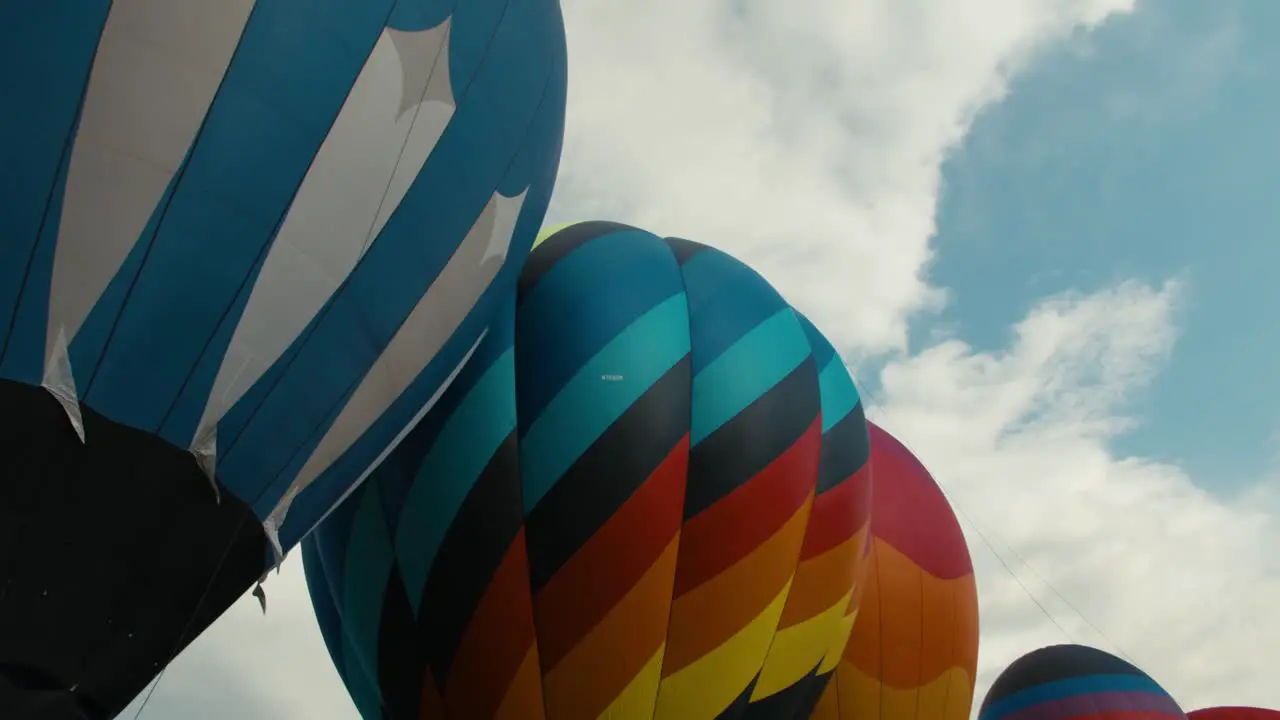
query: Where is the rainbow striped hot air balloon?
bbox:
[979,644,1187,720]
[812,421,979,720]
[302,221,874,719]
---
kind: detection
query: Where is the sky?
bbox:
[121,0,1280,717]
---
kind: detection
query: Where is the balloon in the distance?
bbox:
[979,644,1187,720]
[0,1,567,716]
[813,421,978,720]
[1190,709,1280,720]
[303,221,875,719]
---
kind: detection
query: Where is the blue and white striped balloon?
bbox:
[0,0,568,552]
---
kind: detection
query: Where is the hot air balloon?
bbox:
[979,644,1187,720]
[0,1,567,716]
[302,221,874,719]
[1191,708,1280,720]
[812,421,979,720]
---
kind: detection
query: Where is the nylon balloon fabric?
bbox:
[811,422,979,720]
[1190,708,1280,720]
[0,1,567,715]
[303,221,874,720]
[979,645,1187,720]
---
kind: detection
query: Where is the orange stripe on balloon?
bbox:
[673,419,820,597]
[662,493,813,676]
[493,647,547,720]
[801,463,871,561]
[832,661,974,720]
[541,536,681,720]
[844,539,978,688]
[778,525,867,630]
[444,528,542,719]
[533,435,688,669]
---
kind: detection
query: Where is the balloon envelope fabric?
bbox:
[0,1,566,716]
[812,421,979,720]
[303,221,874,720]
[1190,709,1280,720]
[979,644,1187,720]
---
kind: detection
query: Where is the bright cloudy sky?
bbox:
[123,0,1280,717]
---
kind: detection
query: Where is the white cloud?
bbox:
[124,0,1280,718]
[866,281,1280,712]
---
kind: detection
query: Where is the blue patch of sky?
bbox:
[917,0,1279,491]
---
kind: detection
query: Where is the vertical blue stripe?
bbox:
[0,133,79,386]
[394,348,516,609]
[0,2,109,382]
[339,487,395,719]
[301,537,351,694]
[519,292,691,513]
[690,308,811,445]
[816,356,860,433]
[219,0,561,516]
[515,228,685,428]
[79,0,395,431]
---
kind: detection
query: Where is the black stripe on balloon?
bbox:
[714,673,762,720]
[662,236,711,265]
[741,663,828,720]
[517,221,638,297]
[684,357,820,520]
[377,567,427,720]
[816,400,870,494]
[983,645,1147,708]
[416,431,523,684]
[525,354,692,592]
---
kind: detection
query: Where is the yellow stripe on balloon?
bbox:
[652,579,794,720]
[598,645,667,720]
[817,606,859,675]
[750,587,853,701]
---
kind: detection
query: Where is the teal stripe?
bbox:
[340,488,394,719]
[520,292,690,513]
[395,348,517,608]
[817,355,860,433]
[690,309,810,446]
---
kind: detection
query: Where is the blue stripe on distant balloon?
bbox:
[817,356,860,433]
[80,0,394,431]
[797,312,836,370]
[981,675,1172,720]
[339,487,394,719]
[219,0,559,510]
[301,538,350,693]
[520,292,690,514]
[680,248,790,375]
[515,227,683,430]
[690,308,810,446]
[0,1,109,383]
[394,348,516,609]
